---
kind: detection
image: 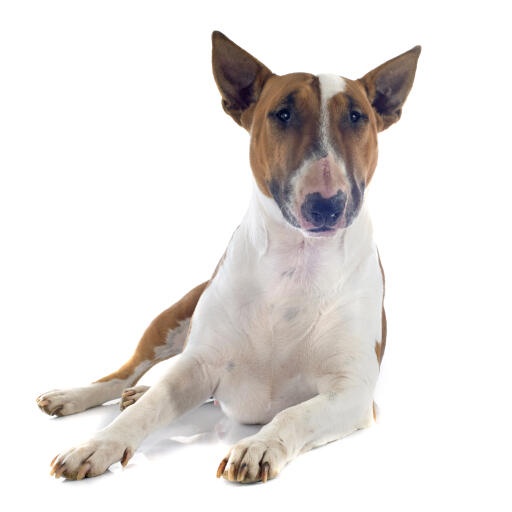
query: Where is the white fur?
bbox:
[318,73,346,101]
[287,74,348,204]
[53,183,384,480]
[49,71,384,479]
[37,320,189,416]
[318,74,346,160]
[186,186,382,424]
[156,318,190,360]
[36,361,149,416]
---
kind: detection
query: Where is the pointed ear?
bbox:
[212,31,273,128]
[360,46,421,131]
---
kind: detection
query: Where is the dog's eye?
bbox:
[276,108,292,123]
[350,111,362,123]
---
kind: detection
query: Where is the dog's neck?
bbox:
[238,184,375,285]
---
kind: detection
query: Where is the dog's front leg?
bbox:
[50,353,215,479]
[218,369,377,484]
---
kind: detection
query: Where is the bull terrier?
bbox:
[38,31,420,483]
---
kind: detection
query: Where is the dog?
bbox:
[38,31,420,483]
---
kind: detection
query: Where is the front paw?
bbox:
[216,435,288,484]
[50,435,133,480]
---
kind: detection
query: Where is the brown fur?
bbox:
[211,34,417,370]
[97,36,414,385]
[247,74,380,200]
[95,281,208,384]
[375,253,387,366]
[359,46,421,131]
[249,73,321,196]
[212,31,273,128]
[98,36,414,387]
[329,79,380,187]
[212,33,420,211]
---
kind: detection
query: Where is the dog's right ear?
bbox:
[212,31,273,129]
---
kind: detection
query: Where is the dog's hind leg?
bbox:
[50,351,216,479]
[36,281,208,417]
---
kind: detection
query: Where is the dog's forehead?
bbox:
[258,72,369,112]
[258,73,318,107]
[318,73,346,102]
[318,75,372,110]
[333,77,371,108]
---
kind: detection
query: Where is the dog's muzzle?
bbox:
[301,190,346,231]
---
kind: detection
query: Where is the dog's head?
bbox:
[212,31,420,236]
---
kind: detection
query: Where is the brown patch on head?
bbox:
[328,78,379,188]
[247,74,379,232]
[249,73,321,197]
[211,32,421,232]
[375,251,387,367]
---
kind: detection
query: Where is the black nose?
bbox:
[301,191,346,228]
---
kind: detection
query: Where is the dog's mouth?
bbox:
[303,224,340,238]
[307,226,334,233]
[267,178,365,236]
[303,226,339,238]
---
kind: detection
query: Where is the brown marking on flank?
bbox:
[374,341,382,366]
[377,251,387,366]
[95,281,208,384]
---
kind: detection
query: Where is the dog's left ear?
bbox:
[212,31,273,129]
[360,46,421,131]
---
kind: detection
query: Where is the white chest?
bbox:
[185,193,383,424]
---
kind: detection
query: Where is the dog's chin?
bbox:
[295,212,346,238]
[302,226,340,238]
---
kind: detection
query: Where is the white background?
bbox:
[1,1,511,510]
